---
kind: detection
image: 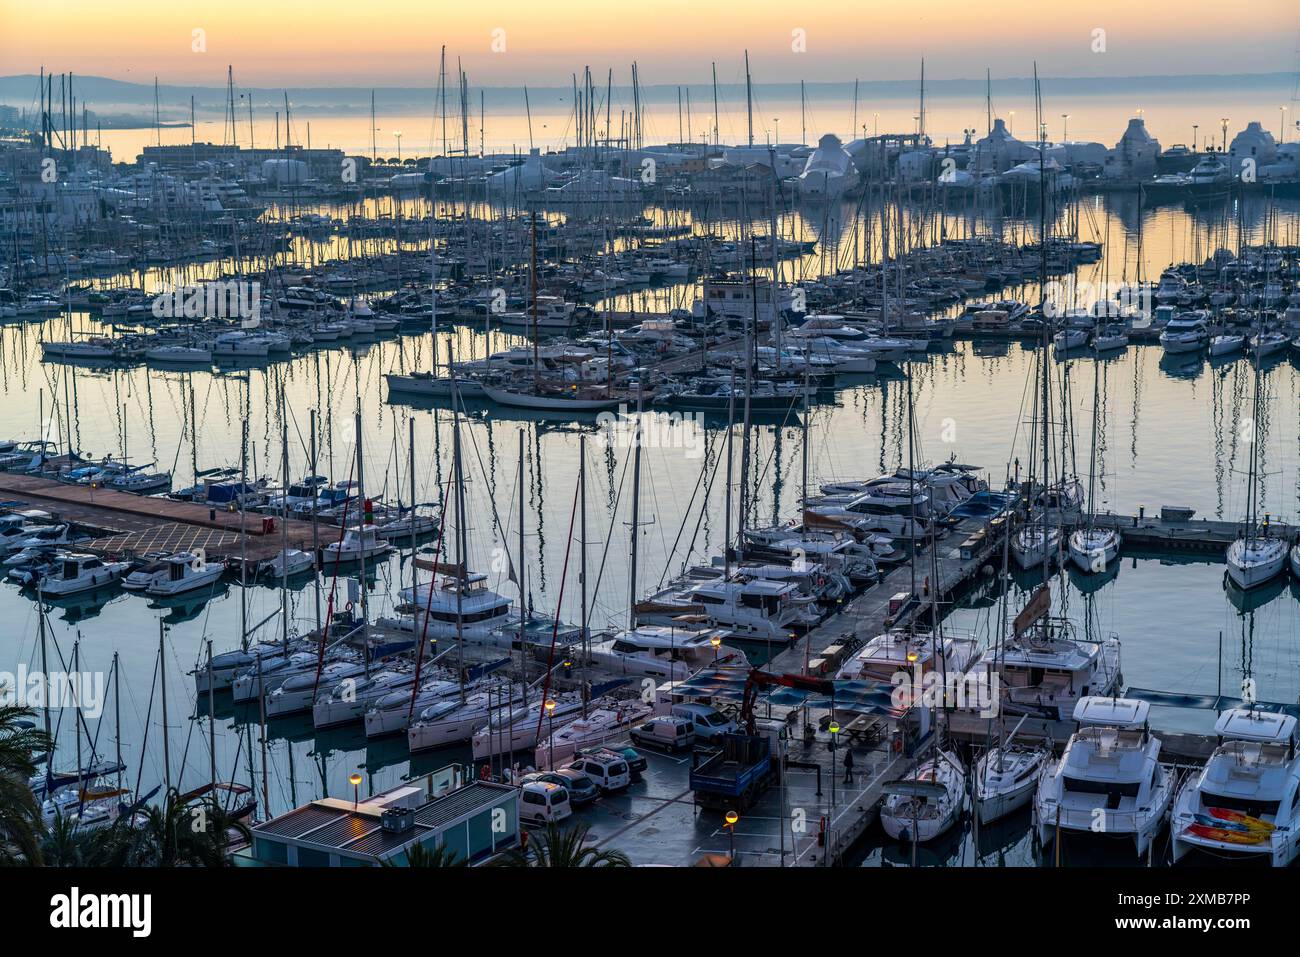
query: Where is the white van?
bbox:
[518,781,572,825]
[569,750,631,793]
[671,703,736,741]
[631,715,695,752]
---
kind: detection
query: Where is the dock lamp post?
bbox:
[1192,125,1198,151]
[394,131,403,164]
[1221,118,1230,153]
[1061,114,1069,143]
[544,698,557,770]
[725,809,739,863]
[828,720,841,809]
[710,633,722,663]
[349,771,362,810]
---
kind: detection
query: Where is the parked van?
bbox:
[630,715,695,752]
[672,703,736,741]
[569,750,631,793]
[518,781,572,825]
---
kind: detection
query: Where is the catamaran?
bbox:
[1035,697,1174,858]
[1171,709,1300,866]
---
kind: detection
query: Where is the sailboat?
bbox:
[1068,343,1122,573]
[1225,308,1285,590]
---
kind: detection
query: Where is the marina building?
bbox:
[246,766,519,867]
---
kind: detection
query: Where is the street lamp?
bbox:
[773,118,779,144]
[349,771,362,810]
[1192,124,1198,151]
[725,809,739,863]
[1221,118,1230,153]
[1061,114,1070,143]
[394,130,403,164]
[710,633,722,663]
[544,698,557,770]
[828,720,841,808]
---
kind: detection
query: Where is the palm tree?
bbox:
[123,790,252,867]
[40,812,132,867]
[503,822,631,867]
[0,705,51,865]
[382,842,467,867]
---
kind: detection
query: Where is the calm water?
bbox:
[84,78,1298,162]
[6,191,1300,864]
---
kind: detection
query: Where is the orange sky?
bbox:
[1,0,1296,86]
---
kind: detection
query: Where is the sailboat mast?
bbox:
[629,396,643,626]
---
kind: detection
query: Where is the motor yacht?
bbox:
[1171,709,1300,866]
[1035,697,1175,858]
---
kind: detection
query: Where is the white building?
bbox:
[1103,118,1161,180]
[1228,121,1278,177]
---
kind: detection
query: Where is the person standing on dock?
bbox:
[843,746,855,785]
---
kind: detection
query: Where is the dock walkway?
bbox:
[0,473,320,564]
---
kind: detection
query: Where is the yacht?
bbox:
[635,576,818,642]
[321,524,391,564]
[1171,709,1300,866]
[258,548,315,579]
[587,625,748,682]
[363,675,465,739]
[471,693,587,760]
[406,682,534,752]
[1226,535,1287,590]
[194,640,300,694]
[143,552,225,596]
[312,669,416,729]
[1209,333,1246,357]
[1012,524,1061,571]
[970,615,1121,716]
[265,660,368,718]
[1034,697,1175,858]
[974,742,1050,824]
[396,573,514,640]
[1158,314,1209,354]
[1068,525,1122,574]
[534,699,655,767]
[880,750,967,843]
[33,554,130,596]
[231,650,321,703]
[836,629,979,690]
[1188,154,1231,186]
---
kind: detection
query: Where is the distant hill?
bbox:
[0,71,1293,119]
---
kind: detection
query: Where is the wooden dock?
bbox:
[0,473,320,564]
[769,513,1011,677]
[1070,510,1295,553]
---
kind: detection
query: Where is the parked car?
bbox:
[672,703,737,741]
[569,750,631,793]
[521,769,599,807]
[630,715,695,752]
[518,780,572,825]
[581,744,647,777]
